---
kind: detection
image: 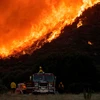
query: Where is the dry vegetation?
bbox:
[0,93,100,100]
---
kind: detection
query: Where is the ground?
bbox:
[0,93,100,100]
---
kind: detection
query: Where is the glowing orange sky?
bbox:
[0,0,99,58]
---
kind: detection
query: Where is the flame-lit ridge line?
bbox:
[78,0,100,16]
[0,0,99,58]
[0,1,73,58]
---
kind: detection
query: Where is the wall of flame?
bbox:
[0,0,99,58]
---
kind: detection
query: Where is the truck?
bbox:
[25,67,56,94]
[32,72,56,94]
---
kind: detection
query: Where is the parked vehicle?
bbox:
[32,72,56,94]
[25,81,34,94]
[26,66,56,94]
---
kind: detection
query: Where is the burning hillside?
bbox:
[0,0,99,58]
[0,2,100,91]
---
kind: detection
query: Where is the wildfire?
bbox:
[0,0,99,58]
[88,41,93,45]
[77,19,83,28]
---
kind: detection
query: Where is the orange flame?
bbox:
[0,0,99,58]
[77,19,83,28]
[88,41,93,45]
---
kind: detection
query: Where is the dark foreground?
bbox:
[0,93,100,100]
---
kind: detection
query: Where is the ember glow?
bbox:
[88,41,93,45]
[0,0,99,58]
[77,19,83,28]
